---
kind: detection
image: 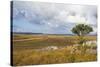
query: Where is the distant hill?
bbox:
[12,32,97,36]
[13,32,43,35]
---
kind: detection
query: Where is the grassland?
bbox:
[12,34,97,66]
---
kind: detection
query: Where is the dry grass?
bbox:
[12,46,97,66]
[12,34,97,66]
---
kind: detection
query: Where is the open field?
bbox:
[12,34,97,66]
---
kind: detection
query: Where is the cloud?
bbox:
[12,1,97,34]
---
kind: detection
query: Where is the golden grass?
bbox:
[12,46,97,66]
[12,34,97,66]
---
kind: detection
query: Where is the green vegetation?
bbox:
[72,24,93,45]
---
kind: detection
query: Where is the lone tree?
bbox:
[71,24,93,45]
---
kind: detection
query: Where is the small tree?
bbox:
[71,24,93,45]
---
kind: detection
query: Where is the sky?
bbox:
[12,1,97,34]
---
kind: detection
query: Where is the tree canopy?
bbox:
[71,24,93,44]
[72,24,93,36]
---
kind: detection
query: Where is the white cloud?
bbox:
[13,1,97,34]
[67,15,86,23]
